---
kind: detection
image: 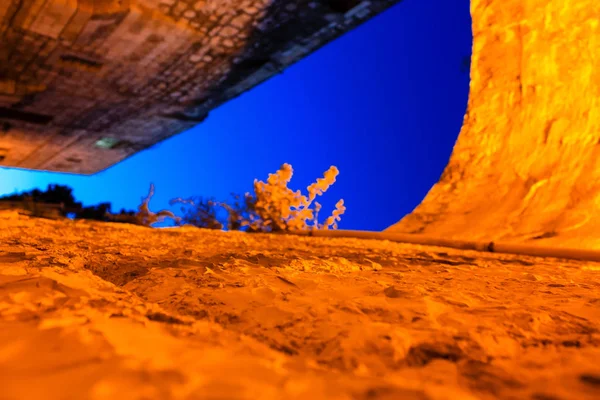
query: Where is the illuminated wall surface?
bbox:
[388,0,600,249]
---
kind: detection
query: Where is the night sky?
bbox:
[0,0,472,231]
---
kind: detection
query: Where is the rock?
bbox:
[388,0,600,251]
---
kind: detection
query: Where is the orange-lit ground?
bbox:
[1,211,599,400]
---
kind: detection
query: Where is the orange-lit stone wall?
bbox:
[389,0,600,249]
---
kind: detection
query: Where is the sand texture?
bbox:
[1,211,599,400]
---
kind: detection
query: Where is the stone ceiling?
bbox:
[0,0,399,173]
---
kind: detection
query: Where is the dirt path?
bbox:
[1,211,599,400]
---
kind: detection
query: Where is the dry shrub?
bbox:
[218,193,258,232]
[237,163,346,233]
[170,196,223,230]
[136,183,180,227]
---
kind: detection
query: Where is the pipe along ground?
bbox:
[286,230,600,263]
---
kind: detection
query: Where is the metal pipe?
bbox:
[287,229,600,263]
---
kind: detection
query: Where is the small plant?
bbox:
[75,202,112,221]
[235,163,346,232]
[170,196,223,230]
[216,193,258,232]
[135,183,180,227]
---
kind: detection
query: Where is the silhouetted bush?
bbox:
[74,202,112,221]
[0,184,82,210]
[0,185,137,223]
[219,193,259,232]
[170,196,223,230]
[135,183,180,227]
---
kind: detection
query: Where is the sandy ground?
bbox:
[0,210,599,400]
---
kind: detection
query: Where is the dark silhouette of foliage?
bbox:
[0,184,137,223]
[74,202,112,221]
[135,183,180,227]
[217,193,259,232]
[0,184,82,210]
[119,208,136,216]
[170,196,223,230]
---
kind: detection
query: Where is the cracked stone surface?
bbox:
[1,211,599,399]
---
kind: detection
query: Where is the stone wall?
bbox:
[388,0,600,249]
[0,0,398,173]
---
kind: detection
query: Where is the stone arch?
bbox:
[387,0,600,249]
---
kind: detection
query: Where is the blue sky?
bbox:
[0,0,472,231]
